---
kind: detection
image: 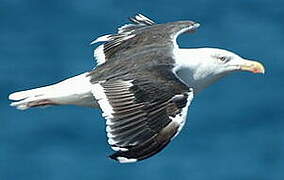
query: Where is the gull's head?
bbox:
[175,48,265,92]
[190,48,265,74]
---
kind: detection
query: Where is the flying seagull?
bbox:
[9,14,265,163]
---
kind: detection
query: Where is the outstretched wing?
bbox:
[91,13,200,65]
[91,66,194,163]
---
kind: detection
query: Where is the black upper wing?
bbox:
[91,65,193,163]
[91,14,200,65]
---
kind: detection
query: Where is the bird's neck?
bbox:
[173,48,227,93]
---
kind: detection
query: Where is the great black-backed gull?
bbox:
[9,14,265,163]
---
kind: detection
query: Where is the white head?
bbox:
[174,48,265,93]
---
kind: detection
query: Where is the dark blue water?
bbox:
[1,0,283,179]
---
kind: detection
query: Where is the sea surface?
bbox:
[0,0,283,179]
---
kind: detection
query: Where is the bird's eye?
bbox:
[217,56,230,63]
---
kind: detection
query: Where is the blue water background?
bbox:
[0,0,283,179]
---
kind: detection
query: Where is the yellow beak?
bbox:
[240,60,265,74]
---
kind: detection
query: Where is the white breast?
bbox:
[173,48,207,93]
[173,48,226,93]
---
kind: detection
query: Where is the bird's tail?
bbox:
[9,73,95,110]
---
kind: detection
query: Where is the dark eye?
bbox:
[218,56,230,63]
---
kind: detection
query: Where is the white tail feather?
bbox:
[9,86,53,101]
[9,73,96,110]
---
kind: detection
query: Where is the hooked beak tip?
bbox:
[240,60,265,74]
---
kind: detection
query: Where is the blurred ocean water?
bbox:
[0,0,283,180]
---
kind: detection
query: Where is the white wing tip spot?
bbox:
[90,34,111,45]
[135,14,154,24]
[116,157,137,163]
[111,146,129,152]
